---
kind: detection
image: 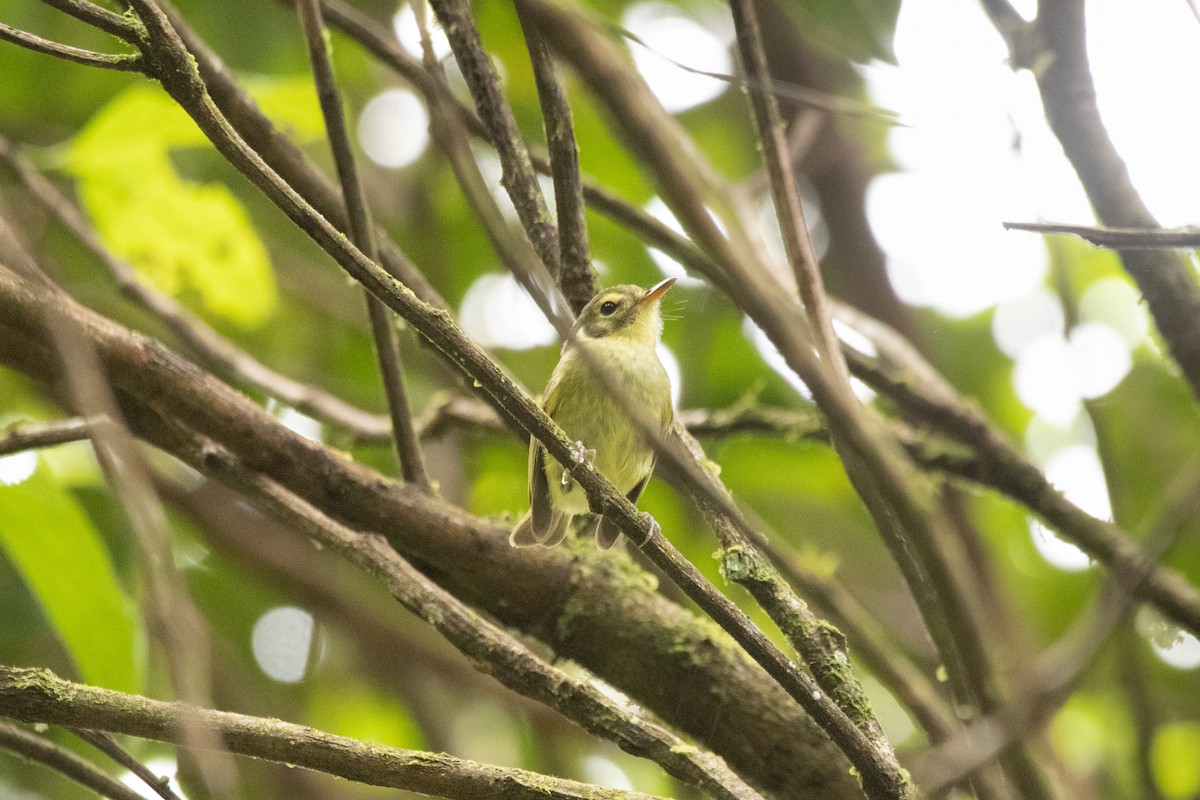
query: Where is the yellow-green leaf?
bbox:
[65,85,278,329]
[0,461,144,693]
[246,75,326,141]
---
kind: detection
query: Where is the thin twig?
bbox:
[729,0,847,383]
[37,0,143,41]
[0,665,664,800]
[294,0,431,488]
[412,2,569,336]
[613,23,901,123]
[0,23,144,71]
[0,416,92,456]
[1004,220,1200,249]
[0,720,147,800]
[515,3,597,313]
[722,5,906,766]
[72,728,185,800]
[430,0,562,278]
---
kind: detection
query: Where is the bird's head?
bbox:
[570,278,675,347]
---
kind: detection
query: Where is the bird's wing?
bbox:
[528,439,554,542]
[627,464,652,504]
[543,509,572,547]
[527,370,567,543]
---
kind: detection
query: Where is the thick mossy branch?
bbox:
[0,265,861,800]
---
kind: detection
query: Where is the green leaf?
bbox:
[245,75,327,141]
[0,461,143,693]
[64,84,278,329]
[1152,722,1200,799]
[307,677,426,752]
[779,0,901,64]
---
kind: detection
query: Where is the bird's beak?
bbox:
[640,277,676,306]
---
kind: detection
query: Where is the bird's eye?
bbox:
[600,300,618,315]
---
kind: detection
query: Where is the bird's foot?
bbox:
[569,440,597,467]
[562,440,596,489]
[636,512,661,547]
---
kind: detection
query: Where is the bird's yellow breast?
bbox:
[542,336,672,513]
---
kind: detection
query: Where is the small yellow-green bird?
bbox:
[510,278,675,549]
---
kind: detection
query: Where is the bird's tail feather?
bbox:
[510,509,572,548]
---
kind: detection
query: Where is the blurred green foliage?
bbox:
[0,461,143,694]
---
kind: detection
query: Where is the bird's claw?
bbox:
[560,441,597,490]
[637,512,661,546]
[570,440,596,467]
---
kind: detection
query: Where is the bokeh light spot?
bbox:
[1069,322,1130,399]
[992,289,1064,359]
[358,89,430,169]
[1139,609,1200,670]
[622,3,731,113]
[267,401,324,443]
[1013,334,1081,426]
[644,198,707,288]
[580,755,635,792]
[0,451,37,487]
[120,757,184,800]
[460,273,558,350]
[392,5,451,61]
[1029,520,1091,573]
[251,605,316,684]
[657,343,682,410]
[743,316,810,399]
[1151,722,1200,799]
[1028,445,1110,572]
